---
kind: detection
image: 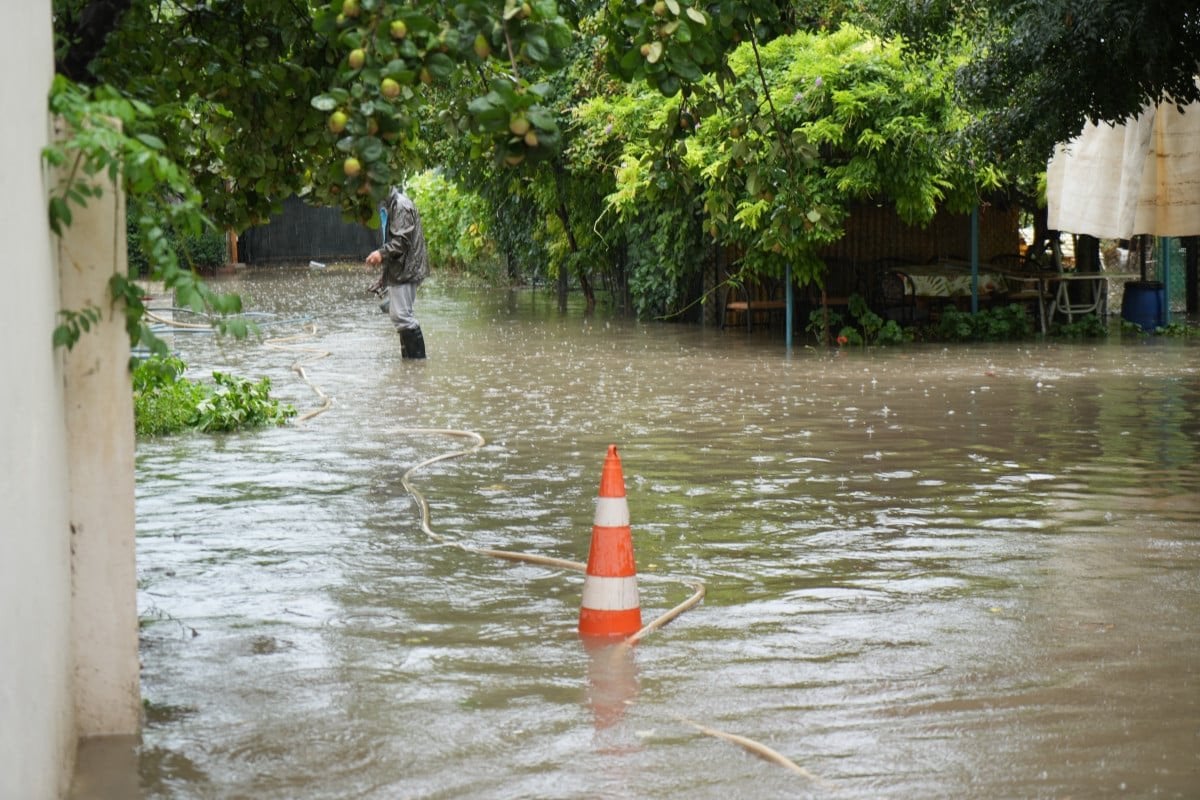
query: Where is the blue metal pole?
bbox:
[785,262,793,354]
[1160,237,1171,325]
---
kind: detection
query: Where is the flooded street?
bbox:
[97,267,1200,797]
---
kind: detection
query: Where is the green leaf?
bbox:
[358,136,385,162]
[490,79,519,101]
[134,133,165,150]
[49,197,72,235]
[527,106,557,129]
[52,325,74,349]
[426,52,455,79]
[669,53,703,82]
[467,94,497,114]
[311,94,338,111]
[524,33,550,62]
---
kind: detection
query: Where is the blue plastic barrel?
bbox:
[1121,281,1166,332]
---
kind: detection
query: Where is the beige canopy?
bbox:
[1046,95,1200,239]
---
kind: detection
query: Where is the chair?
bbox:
[990,253,1057,330]
[872,265,917,323]
[991,253,1045,301]
[723,279,787,331]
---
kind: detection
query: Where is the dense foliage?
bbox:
[45,0,1198,347]
[934,303,1035,342]
[405,170,502,281]
[126,217,227,277]
[132,355,296,436]
[45,77,248,355]
[576,24,994,301]
[879,0,1200,170]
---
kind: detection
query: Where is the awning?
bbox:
[1046,94,1200,239]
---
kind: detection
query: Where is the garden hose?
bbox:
[271,325,820,781]
[394,429,816,780]
[262,324,332,423]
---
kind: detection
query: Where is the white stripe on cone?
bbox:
[593,496,630,527]
[581,575,640,611]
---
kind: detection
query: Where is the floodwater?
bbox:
[72,266,1199,799]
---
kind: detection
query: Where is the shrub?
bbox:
[935,303,1033,342]
[1156,321,1200,337]
[133,356,207,436]
[127,213,227,276]
[1050,313,1108,339]
[806,306,845,344]
[192,372,296,432]
[809,294,910,346]
[406,170,502,281]
[132,355,295,436]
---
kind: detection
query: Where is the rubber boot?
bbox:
[400,326,426,359]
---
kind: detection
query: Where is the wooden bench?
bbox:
[723,282,787,331]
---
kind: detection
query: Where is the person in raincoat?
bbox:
[367,186,429,358]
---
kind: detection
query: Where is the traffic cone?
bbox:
[579,445,642,638]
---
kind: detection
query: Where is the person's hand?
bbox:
[365,249,382,267]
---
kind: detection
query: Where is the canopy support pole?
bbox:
[785,262,793,355]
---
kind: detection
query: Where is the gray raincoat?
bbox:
[379,188,430,287]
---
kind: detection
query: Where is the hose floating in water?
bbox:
[263,324,332,422]
[395,428,817,781]
[277,326,819,782]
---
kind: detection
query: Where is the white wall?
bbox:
[0,2,77,797]
[1,2,140,797]
[59,122,142,741]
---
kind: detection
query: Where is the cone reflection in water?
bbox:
[583,638,639,730]
[579,445,642,638]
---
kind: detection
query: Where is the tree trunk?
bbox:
[59,0,133,82]
[553,200,594,311]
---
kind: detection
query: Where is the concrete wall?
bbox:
[1,2,141,797]
[1,3,77,797]
[59,127,142,740]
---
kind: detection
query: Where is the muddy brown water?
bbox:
[70,267,1200,799]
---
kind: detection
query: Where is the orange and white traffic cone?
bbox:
[579,445,642,639]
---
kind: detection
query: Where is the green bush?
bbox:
[806,306,845,344]
[1119,319,1148,337]
[127,213,227,276]
[133,356,207,436]
[192,372,296,432]
[406,170,502,281]
[1050,313,1108,339]
[935,303,1033,342]
[808,294,910,346]
[1156,321,1200,337]
[133,355,295,436]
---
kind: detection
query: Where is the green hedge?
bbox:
[127,213,226,276]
